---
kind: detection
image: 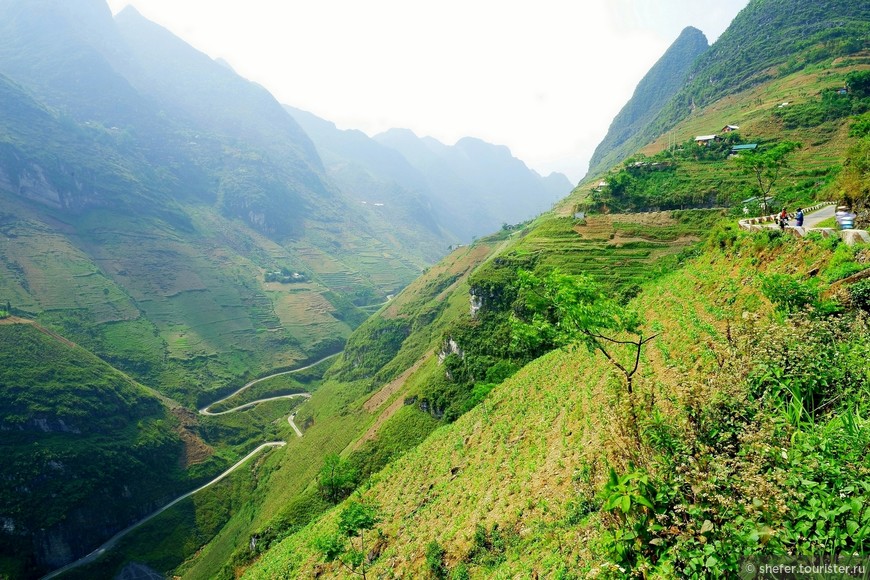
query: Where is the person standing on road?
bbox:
[795,208,804,227]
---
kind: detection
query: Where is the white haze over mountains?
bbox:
[106,0,749,182]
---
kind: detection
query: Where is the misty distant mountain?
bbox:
[289,110,571,242]
[286,106,454,261]
[373,128,571,240]
[586,26,709,177]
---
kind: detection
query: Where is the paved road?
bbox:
[801,204,835,227]
[288,411,304,438]
[41,354,340,579]
[201,393,311,416]
[198,353,338,415]
[40,443,286,580]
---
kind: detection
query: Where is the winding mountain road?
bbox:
[41,443,286,580]
[198,352,339,416]
[40,353,341,580]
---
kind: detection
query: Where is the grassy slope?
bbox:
[140,212,733,579]
[57,242,498,579]
[238,45,870,580]
[243,224,870,578]
[30,25,870,580]
[0,189,388,407]
[564,53,870,216]
[0,321,188,579]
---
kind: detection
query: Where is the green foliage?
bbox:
[591,156,724,213]
[840,127,870,216]
[599,469,660,570]
[513,268,654,399]
[338,500,380,537]
[822,243,868,282]
[349,406,440,481]
[748,316,863,426]
[330,318,410,381]
[773,90,858,129]
[316,500,381,578]
[849,112,870,139]
[415,255,537,422]
[318,453,359,503]
[849,279,870,310]
[734,141,800,214]
[759,273,822,313]
[465,523,512,569]
[0,324,194,577]
[425,540,448,579]
[512,269,639,353]
[708,221,742,250]
[846,70,870,99]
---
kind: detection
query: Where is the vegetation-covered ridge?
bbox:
[587,26,709,177]
[243,214,870,578]
[0,320,188,579]
[581,0,870,187]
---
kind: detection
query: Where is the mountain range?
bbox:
[0,1,569,576]
[3,0,870,578]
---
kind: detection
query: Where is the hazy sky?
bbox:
[105,0,750,182]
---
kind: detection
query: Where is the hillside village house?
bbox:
[694,134,719,146]
[731,143,758,154]
[722,124,740,132]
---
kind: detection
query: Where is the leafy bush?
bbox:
[773,90,854,129]
[849,279,870,310]
[759,273,821,313]
[465,523,511,569]
[425,540,448,579]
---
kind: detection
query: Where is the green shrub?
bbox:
[759,273,821,312]
[849,279,870,310]
[425,540,448,579]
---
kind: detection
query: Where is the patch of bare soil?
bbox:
[0,316,31,326]
[353,396,407,451]
[172,407,214,468]
[363,353,430,412]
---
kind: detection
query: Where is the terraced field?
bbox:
[514,211,718,290]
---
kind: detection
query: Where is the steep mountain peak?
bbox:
[454,136,513,159]
[114,5,324,171]
[586,24,709,177]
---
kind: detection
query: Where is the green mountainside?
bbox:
[0,321,188,579]
[4,0,870,578]
[223,2,868,578]
[0,2,582,577]
[586,0,870,181]
[587,26,709,178]
[0,0,422,410]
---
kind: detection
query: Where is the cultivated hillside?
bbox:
[227,1,870,578]
[589,0,870,178]
[245,223,870,578]
[0,0,426,410]
[5,0,870,578]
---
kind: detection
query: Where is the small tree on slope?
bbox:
[511,269,656,432]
